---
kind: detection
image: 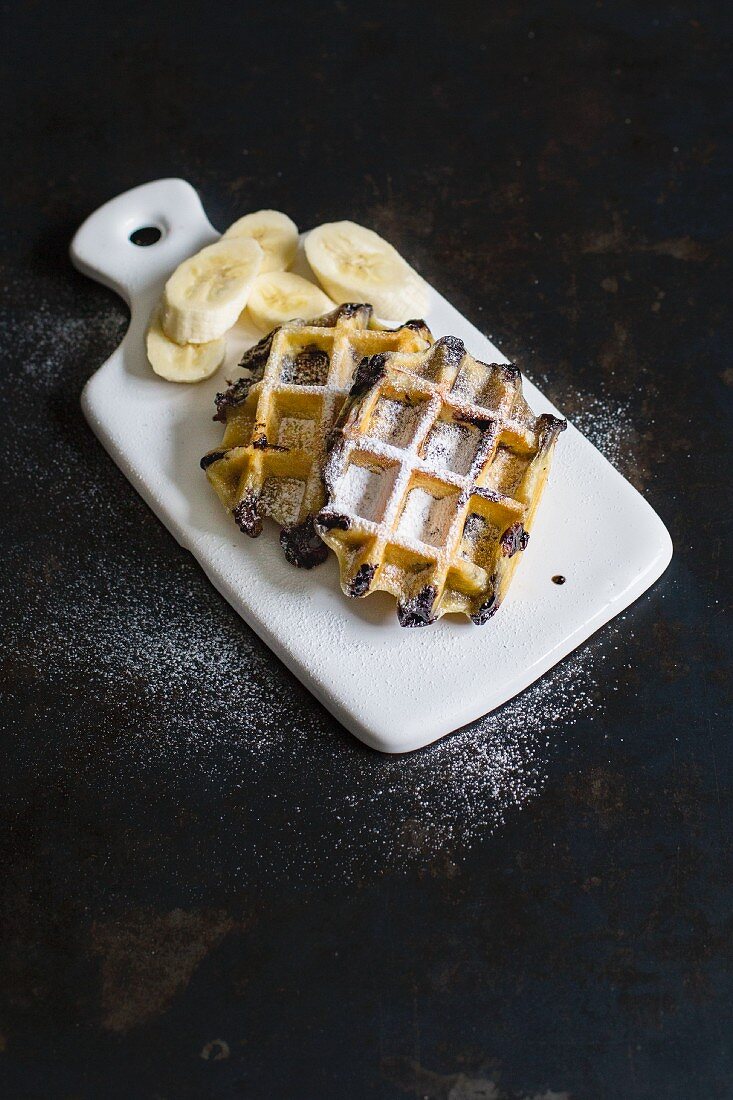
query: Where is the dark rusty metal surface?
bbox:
[0,1,731,1097]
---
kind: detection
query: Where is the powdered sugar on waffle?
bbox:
[260,475,305,527]
[423,419,481,476]
[397,487,457,546]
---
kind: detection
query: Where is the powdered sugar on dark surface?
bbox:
[1,290,635,885]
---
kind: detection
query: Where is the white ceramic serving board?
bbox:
[71,179,672,753]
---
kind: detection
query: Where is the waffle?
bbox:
[201,304,433,566]
[314,337,566,625]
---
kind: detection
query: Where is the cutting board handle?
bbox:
[70,178,218,307]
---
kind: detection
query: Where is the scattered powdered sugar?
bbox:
[0,294,127,386]
[565,389,637,473]
[3,528,612,884]
[1,292,632,885]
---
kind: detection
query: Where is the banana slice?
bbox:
[222,209,299,272]
[161,237,263,345]
[246,271,336,331]
[304,221,429,322]
[146,309,226,383]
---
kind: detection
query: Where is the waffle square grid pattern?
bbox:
[201,304,433,567]
[315,337,566,626]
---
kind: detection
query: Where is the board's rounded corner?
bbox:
[351,714,446,755]
[656,520,674,579]
[642,499,674,582]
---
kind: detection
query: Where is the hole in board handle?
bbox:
[129,225,162,247]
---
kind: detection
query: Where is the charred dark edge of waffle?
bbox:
[212,328,279,421]
[399,318,433,341]
[537,413,568,441]
[467,359,520,381]
[200,450,227,471]
[316,511,351,532]
[471,583,501,625]
[348,563,376,597]
[330,302,373,322]
[213,375,254,422]
[350,353,388,398]
[233,491,262,537]
[336,302,367,317]
[500,522,530,558]
[280,516,329,569]
[397,585,437,628]
[499,363,521,383]
[432,335,465,365]
[304,302,373,328]
[240,327,277,371]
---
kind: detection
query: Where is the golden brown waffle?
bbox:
[314,337,566,625]
[201,304,433,566]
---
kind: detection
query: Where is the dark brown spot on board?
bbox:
[565,767,627,830]
[581,213,709,261]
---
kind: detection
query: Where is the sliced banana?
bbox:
[161,237,263,345]
[246,271,336,331]
[146,309,226,383]
[222,209,299,272]
[304,220,429,322]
